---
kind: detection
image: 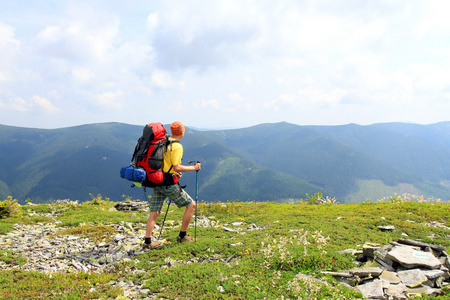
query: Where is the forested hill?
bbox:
[0,121,449,204]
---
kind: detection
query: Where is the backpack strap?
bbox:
[164,139,181,179]
[168,139,180,152]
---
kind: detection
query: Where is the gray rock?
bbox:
[363,242,381,258]
[378,225,395,231]
[114,200,148,211]
[385,282,407,298]
[386,246,442,269]
[406,285,442,297]
[222,226,235,232]
[379,270,401,284]
[339,249,359,255]
[323,271,360,286]
[356,279,385,299]
[397,238,446,252]
[351,267,383,278]
[422,269,445,280]
[397,269,428,288]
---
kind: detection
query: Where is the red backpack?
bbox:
[131,122,179,187]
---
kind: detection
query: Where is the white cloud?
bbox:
[169,100,187,113]
[0,97,31,112]
[146,12,159,35]
[412,0,450,37]
[72,67,94,82]
[407,63,450,91]
[94,91,124,110]
[147,1,263,70]
[0,96,59,114]
[31,7,119,63]
[31,95,60,113]
[150,70,182,89]
[0,22,20,82]
[229,93,253,111]
[202,99,221,110]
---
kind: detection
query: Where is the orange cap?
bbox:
[170,121,185,136]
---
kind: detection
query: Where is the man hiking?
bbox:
[143,121,201,249]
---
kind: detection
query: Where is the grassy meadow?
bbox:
[1,194,450,299]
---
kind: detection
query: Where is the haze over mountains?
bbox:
[1,121,449,204]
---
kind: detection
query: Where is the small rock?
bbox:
[378,225,395,231]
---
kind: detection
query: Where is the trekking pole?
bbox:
[143,187,149,206]
[188,161,200,241]
[158,198,171,240]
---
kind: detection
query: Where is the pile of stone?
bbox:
[114,200,149,211]
[324,239,450,299]
[0,222,147,273]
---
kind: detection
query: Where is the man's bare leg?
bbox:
[180,202,196,232]
[145,210,161,238]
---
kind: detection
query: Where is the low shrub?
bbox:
[0,196,22,219]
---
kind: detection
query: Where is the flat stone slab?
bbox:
[351,267,383,278]
[406,285,442,297]
[422,269,445,279]
[322,271,352,278]
[385,282,407,297]
[397,269,428,288]
[356,279,384,299]
[397,238,446,252]
[386,246,442,269]
[363,242,381,258]
[380,270,401,284]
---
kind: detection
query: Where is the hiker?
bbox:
[143,121,201,249]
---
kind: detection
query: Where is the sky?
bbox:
[1,0,450,129]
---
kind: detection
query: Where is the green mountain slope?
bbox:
[0,123,324,203]
[373,121,450,150]
[309,123,450,200]
[0,121,449,204]
[201,123,424,200]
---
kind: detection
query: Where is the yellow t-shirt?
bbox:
[163,138,182,174]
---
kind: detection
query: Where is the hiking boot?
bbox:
[142,240,163,250]
[177,235,197,243]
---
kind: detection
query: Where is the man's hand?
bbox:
[194,163,201,171]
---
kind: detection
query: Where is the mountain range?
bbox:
[1,121,449,204]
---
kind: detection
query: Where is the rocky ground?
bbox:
[0,200,267,299]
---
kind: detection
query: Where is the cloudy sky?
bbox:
[1,0,449,129]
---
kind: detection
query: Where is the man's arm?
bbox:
[173,163,201,173]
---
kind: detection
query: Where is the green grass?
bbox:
[0,270,121,299]
[0,250,27,267]
[1,194,450,299]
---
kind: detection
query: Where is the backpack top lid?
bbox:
[144,122,167,141]
[131,122,167,163]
